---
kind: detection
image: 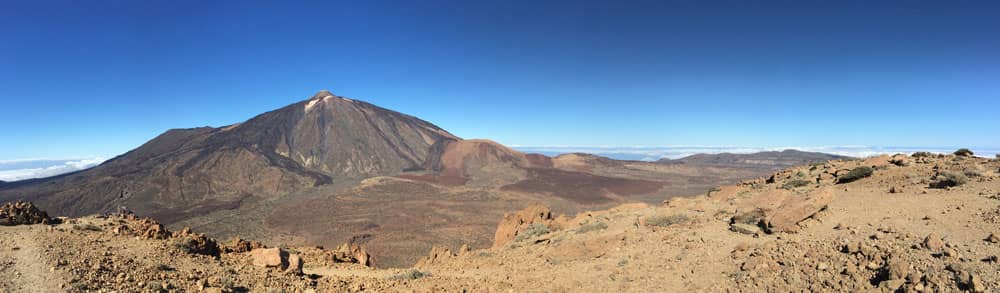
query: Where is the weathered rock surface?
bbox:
[763,188,834,233]
[493,204,563,247]
[0,201,50,226]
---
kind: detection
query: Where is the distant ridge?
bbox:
[658,149,849,172]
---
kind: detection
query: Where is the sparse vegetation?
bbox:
[707,186,722,195]
[954,148,974,157]
[930,171,968,188]
[156,264,175,271]
[390,269,431,280]
[170,237,202,254]
[837,166,873,184]
[513,223,552,242]
[72,224,102,232]
[69,282,87,290]
[645,214,690,227]
[781,179,812,189]
[220,276,236,289]
[576,221,608,234]
[964,169,982,178]
[617,258,629,267]
[911,151,933,158]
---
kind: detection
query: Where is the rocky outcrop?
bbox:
[222,237,266,253]
[493,204,563,247]
[415,244,471,267]
[763,188,834,233]
[0,201,50,226]
[331,242,373,267]
[172,227,221,256]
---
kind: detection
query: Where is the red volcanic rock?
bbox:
[493,204,563,247]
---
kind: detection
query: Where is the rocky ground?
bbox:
[1,151,998,292]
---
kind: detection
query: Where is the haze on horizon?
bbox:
[3,1,998,163]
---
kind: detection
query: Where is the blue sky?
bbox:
[2,0,999,163]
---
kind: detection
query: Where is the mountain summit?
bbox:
[0,91,459,222]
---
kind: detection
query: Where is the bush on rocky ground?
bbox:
[576,221,608,234]
[930,171,967,189]
[390,269,431,280]
[645,214,690,227]
[513,223,551,242]
[837,166,873,184]
[954,148,974,157]
[781,179,812,189]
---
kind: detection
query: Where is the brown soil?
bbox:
[3,153,999,291]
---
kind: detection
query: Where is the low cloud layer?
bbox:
[513,146,1000,162]
[0,158,106,182]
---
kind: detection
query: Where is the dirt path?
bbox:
[0,225,65,292]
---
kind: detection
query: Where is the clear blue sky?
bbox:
[2,0,998,160]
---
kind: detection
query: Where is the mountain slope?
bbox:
[0,90,458,222]
[659,149,849,172]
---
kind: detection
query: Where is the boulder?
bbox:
[285,254,303,275]
[730,223,760,235]
[332,243,373,267]
[250,248,287,268]
[763,188,834,233]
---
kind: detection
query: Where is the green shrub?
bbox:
[645,214,690,227]
[954,148,974,157]
[172,237,197,253]
[930,171,967,188]
[513,223,551,242]
[781,179,812,189]
[911,152,933,158]
[576,221,608,234]
[390,269,431,280]
[837,166,873,184]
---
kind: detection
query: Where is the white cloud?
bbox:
[0,157,106,182]
[513,146,1000,161]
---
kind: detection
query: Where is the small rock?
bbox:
[985,233,1000,243]
[729,223,760,235]
[879,279,905,291]
[970,274,986,293]
[923,233,944,250]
